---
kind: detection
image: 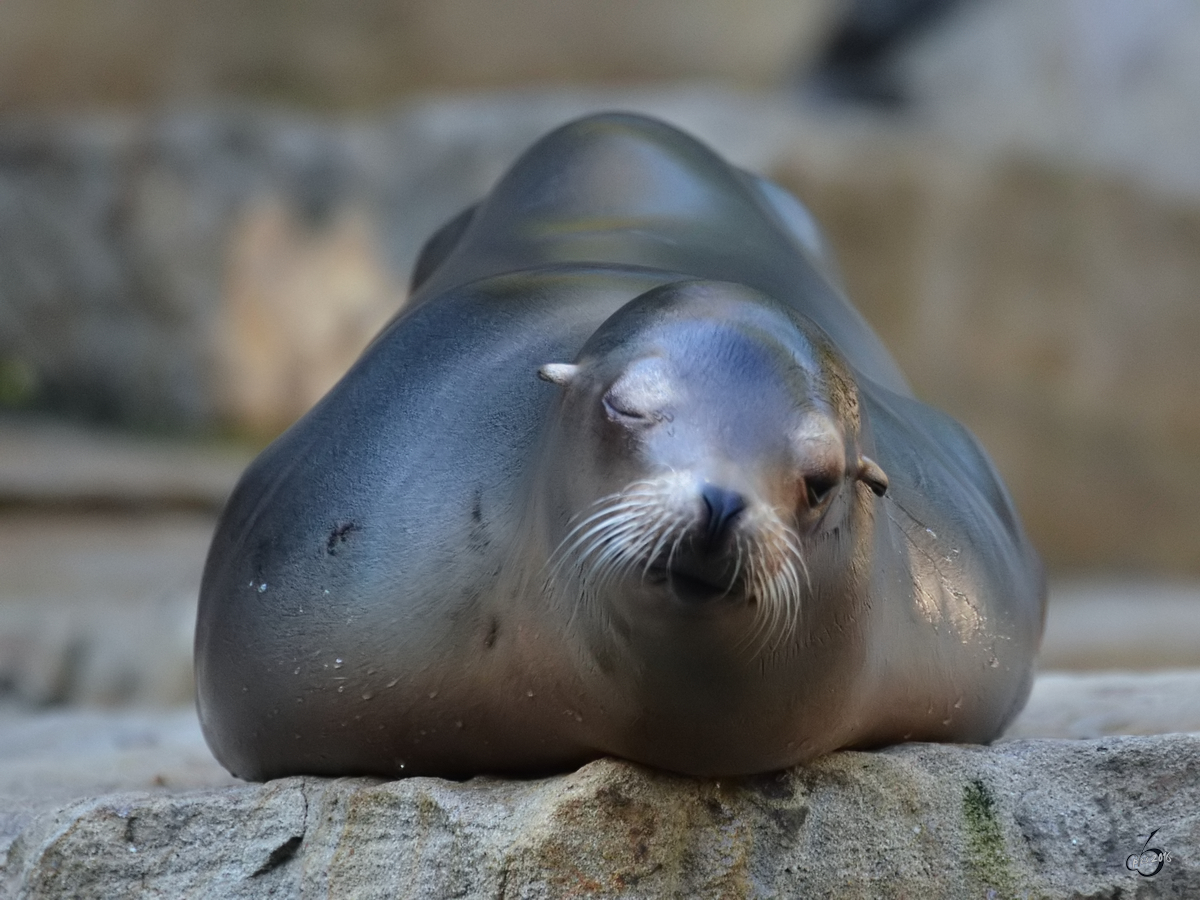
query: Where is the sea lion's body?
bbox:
[196,114,1045,781]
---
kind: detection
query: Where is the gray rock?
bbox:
[0,109,406,431]
[0,416,249,707]
[0,668,1188,833]
[4,736,1197,898]
[0,707,236,859]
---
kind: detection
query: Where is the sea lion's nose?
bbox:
[700,483,746,545]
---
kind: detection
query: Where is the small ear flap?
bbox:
[537,363,579,386]
[858,456,889,497]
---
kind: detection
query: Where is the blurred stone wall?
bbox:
[0,112,408,432]
[2,0,1199,576]
[0,0,835,112]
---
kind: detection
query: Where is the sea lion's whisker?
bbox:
[553,479,676,556]
[640,513,685,578]
[730,533,745,589]
[730,510,811,656]
[602,506,683,590]
[550,503,653,579]
[584,515,652,559]
[587,524,651,588]
[788,534,812,595]
[626,516,673,582]
[564,488,664,532]
[665,523,689,572]
[559,488,685,601]
[558,502,651,555]
[552,474,704,595]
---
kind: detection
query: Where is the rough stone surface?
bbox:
[0,417,248,707]
[1,672,1198,897]
[2,670,1198,895]
[4,736,1197,899]
[0,707,237,858]
[0,109,409,432]
[3,668,1194,843]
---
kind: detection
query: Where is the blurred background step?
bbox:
[0,508,212,707]
[0,415,250,510]
[1006,670,1200,741]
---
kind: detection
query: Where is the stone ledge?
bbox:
[4,734,1197,899]
[1007,670,1200,740]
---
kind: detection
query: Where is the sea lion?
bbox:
[195,113,1045,781]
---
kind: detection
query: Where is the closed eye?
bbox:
[603,392,652,423]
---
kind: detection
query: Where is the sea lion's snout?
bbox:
[656,483,749,605]
[699,482,746,547]
[658,564,738,605]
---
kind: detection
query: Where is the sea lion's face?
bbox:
[539,287,887,652]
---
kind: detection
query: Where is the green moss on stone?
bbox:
[962,778,1018,898]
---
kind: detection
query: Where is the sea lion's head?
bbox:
[537,280,887,653]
